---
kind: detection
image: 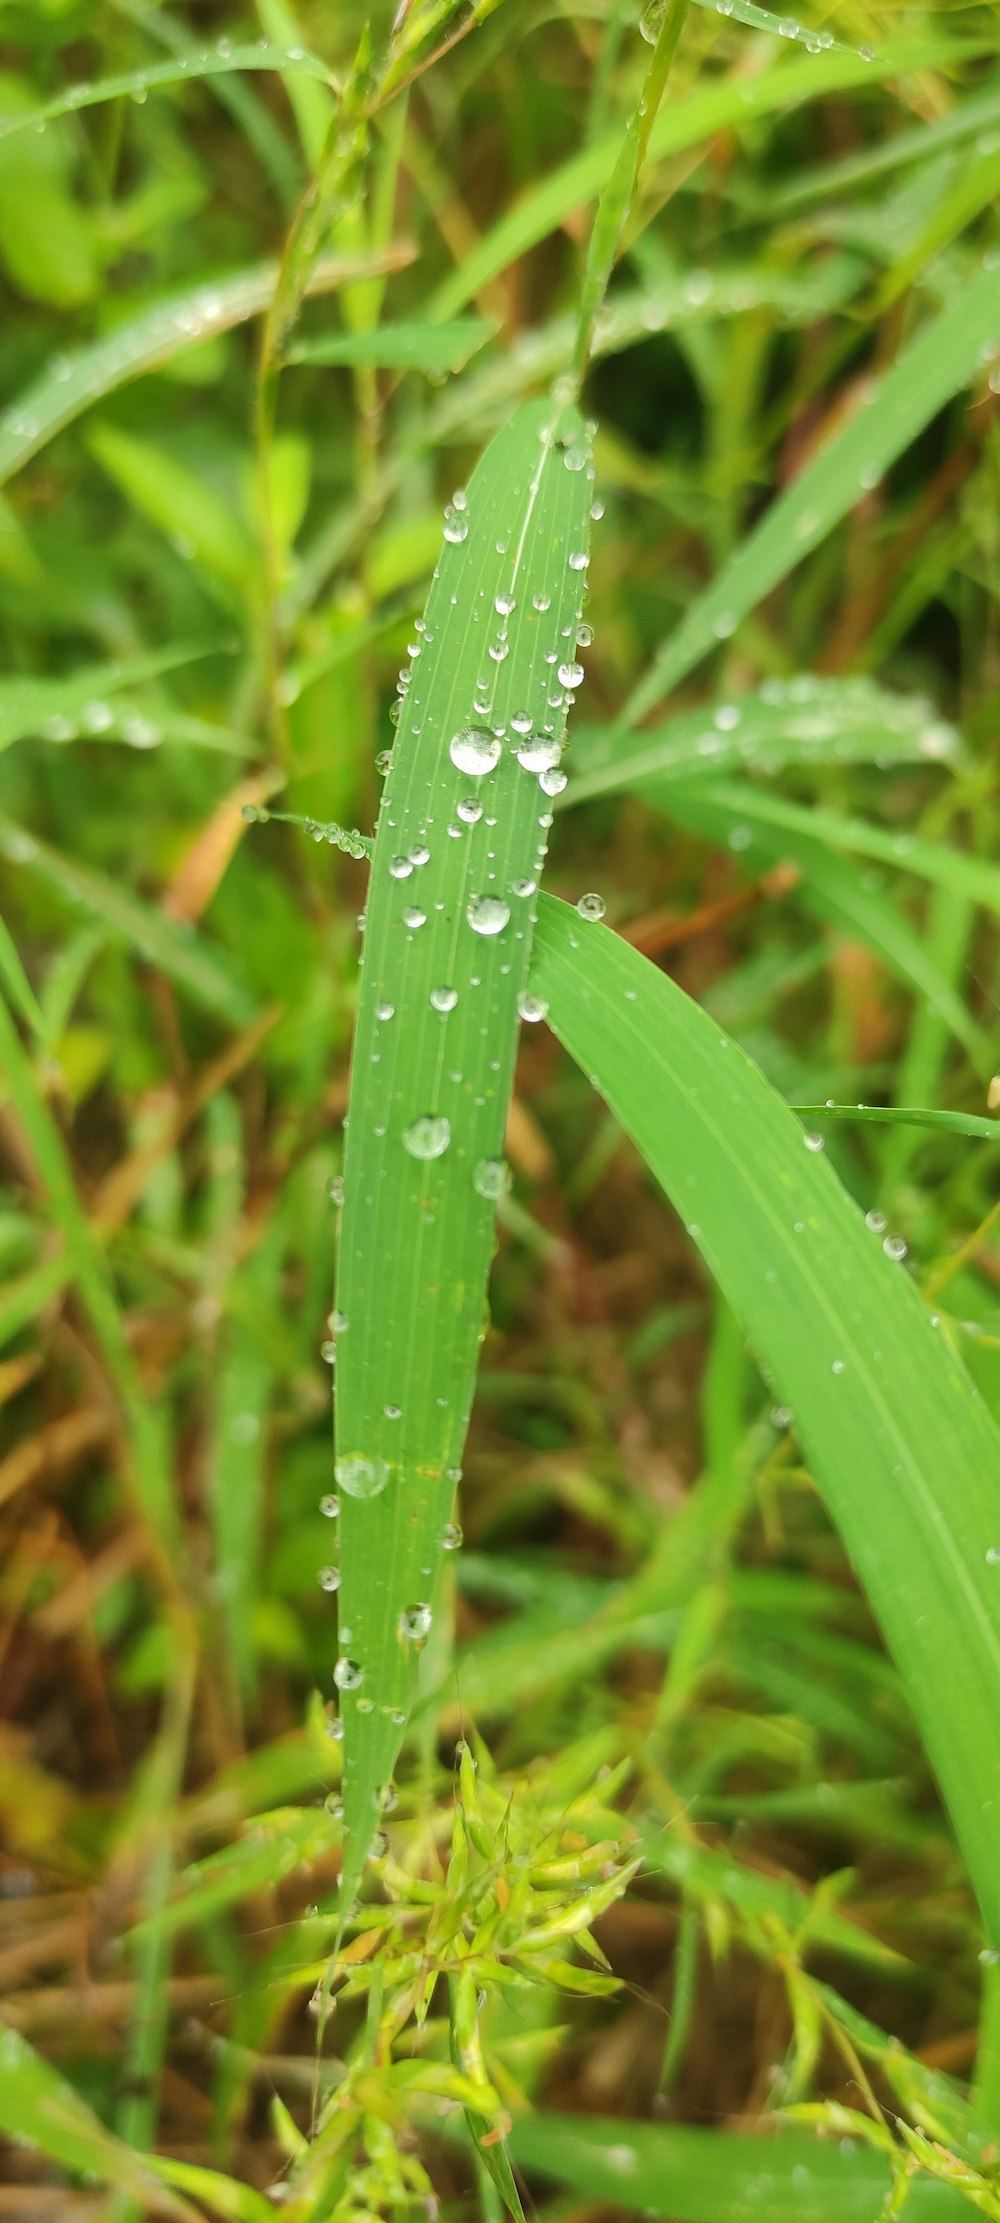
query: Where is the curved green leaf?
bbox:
[531,893,1000,1946]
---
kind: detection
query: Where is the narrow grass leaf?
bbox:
[0,814,255,1027]
[794,1104,1000,1144]
[639,782,993,1076]
[334,399,593,1912]
[773,78,1000,210]
[0,45,333,143]
[565,676,957,805]
[0,252,411,488]
[619,259,1000,727]
[0,642,222,755]
[687,0,863,52]
[0,2026,192,2217]
[0,910,44,1034]
[531,894,1000,1946]
[286,317,495,371]
[507,2113,969,2222]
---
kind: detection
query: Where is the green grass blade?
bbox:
[333,399,593,1912]
[619,259,1000,727]
[0,251,407,488]
[688,0,864,52]
[0,909,44,1034]
[0,642,222,755]
[428,35,973,321]
[636,782,994,1076]
[793,1105,1000,1144]
[773,77,1000,210]
[0,44,333,142]
[662,777,1000,916]
[0,2028,193,2219]
[0,814,255,1027]
[286,316,495,371]
[506,2113,970,2221]
[565,676,958,804]
[531,894,1000,1946]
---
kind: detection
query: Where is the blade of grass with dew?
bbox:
[644,776,1000,918]
[565,675,959,803]
[0,814,255,1028]
[506,2113,970,2222]
[793,1106,1000,1144]
[286,316,495,372]
[0,642,222,755]
[427,33,975,322]
[0,44,333,144]
[0,250,412,488]
[618,258,1000,729]
[530,894,1000,1947]
[630,780,994,1076]
[332,397,594,1918]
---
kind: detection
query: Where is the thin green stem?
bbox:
[570,0,692,390]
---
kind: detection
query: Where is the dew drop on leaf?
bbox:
[576,891,606,921]
[334,1454,390,1499]
[449,727,502,776]
[473,1156,512,1200]
[333,1657,364,1690]
[403,1114,452,1160]
[467,894,510,936]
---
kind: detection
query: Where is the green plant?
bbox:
[2,2,1000,2219]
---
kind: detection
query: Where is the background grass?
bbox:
[2,1,1000,2217]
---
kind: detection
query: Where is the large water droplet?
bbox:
[456,797,483,824]
[441,1521,464,1550]
[333,1657,364,1691]
[430,985,458,1013]
[473,1157,512,1200]
[320,1493,340,1519]
[403,1114,452,1160]
[576,892,606,921]
[318,1566,341,1591]
[557,661,585,689]
[467,894,510,936]
[515,734,561,772]
[517,991,549,1023]
[389,855,413,879]
[335,1454,390,1500]
[399,1602,433,1641]
[539,766,567,797]
[449,727,502,777]
[402,904,427,929]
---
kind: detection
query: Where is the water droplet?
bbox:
[713,612,736,638]
[399,1602,433,1641]
[430,985,458,1013]
[770,1406,792,1430]
[443,507,468,543]
[515,733,561,772]
[402,904,427,929]
[715,703,741,731]
[517,991,549,1023]
[375,748,393,776]
[562,445,588,471]
[333,1657,364,1691]
[510,875,536,898]
[865,1208,887,1233]
[441,1521,464,1550]
[449,727,502,777]
[567,551,589,572]
[335,1454,390,1499]
[473,1156,511,1200]
[986,1548,1000,1567]
[456,796,483,824]
[318,1566,341,1591]
[576,622,594,647]
[376,1000,395,1022]
[389,854,413,879]
[576,892,606,922]
[383,1402,402,1421]
[325,1793,344,1817]
[832,1359,845,1374]
[883,1234,908,1262]
[495,592,516,615]
[532,592,551,613]
[403,1114,452,1160]
[328,1174,345,1206]
[467,894,510,936]
[803,1132,824,1152]
[326,1714,344,1741]
[409,842,431,867]
[320,1494,340,1519]
[539,766,567,796]
[320,1339,337,1364]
